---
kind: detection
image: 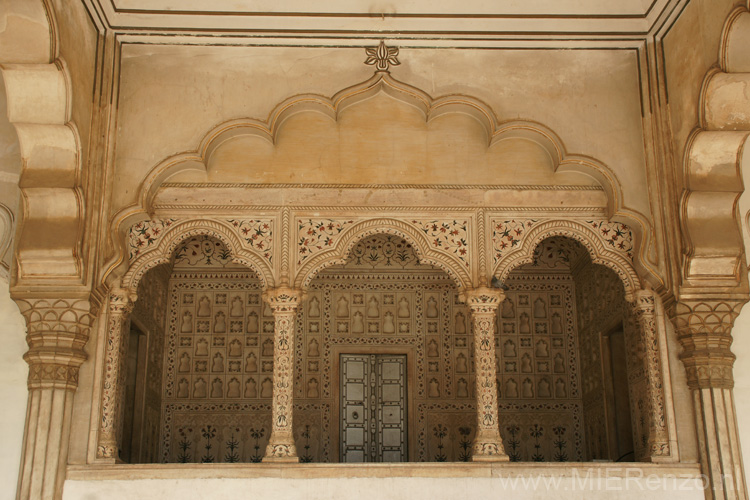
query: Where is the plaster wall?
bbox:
[0,279,29,500]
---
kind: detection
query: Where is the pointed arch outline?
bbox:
[492,219,641,300]
[121,219,275,294]
[293,218,471,290]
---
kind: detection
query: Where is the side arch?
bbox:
[492,219,641,300]
[121,219,275,293]
[294,218,472,290]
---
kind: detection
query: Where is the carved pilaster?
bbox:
[630,289,671,461]
[96,289,135,461]
[672,297,748,500]
[463,287,509,462]
[262,287,304,462]
[14,296,95,500]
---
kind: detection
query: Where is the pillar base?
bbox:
[471,436,510,462]
[263,441,298,463]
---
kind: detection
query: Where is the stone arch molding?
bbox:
[127,70,632,219]
[122,219,275,293]
[492,219,641,299]
[294,218,472,290]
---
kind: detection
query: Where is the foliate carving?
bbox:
[492,219,539,266]
[585,220,634,260]
[16,297,95,389]
[530,237,587,270]
[227,219,273,264]
[464,287,505,314]
[263,287,304,461]
[297,219,356,265]
[98,289,136,459]
[129,218,177,261]
[672,299,744,389]
[364,40,400,72]
[464,287,509,461]
[631,290,670,458]
[174,235,233,267]
[345,234,421,269]
[410,219,470,268]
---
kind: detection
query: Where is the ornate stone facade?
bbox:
[3,3,750,500]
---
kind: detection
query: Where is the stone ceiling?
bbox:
[89,0,682,41]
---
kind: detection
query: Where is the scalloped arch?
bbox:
[294,218,471,290]
[132,71,623,215]
[121,219,274,293]
[492,220,641,299]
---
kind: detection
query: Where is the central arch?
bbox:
[294,218,472,290]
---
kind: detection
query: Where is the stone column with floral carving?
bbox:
[673,297,748,500]
[464,287,509,462]
[263,287,304,462]
[14,297,96,500]
[97,289,135,461]
[630,289,672,462]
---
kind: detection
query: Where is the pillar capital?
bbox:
[461,287,505,313]
[15,296,95,390]
[108,288,136,315]
[671,296,745,389]
[262,287,305,313]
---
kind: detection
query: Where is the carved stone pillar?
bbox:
[630,289,671,462]
[673,298,748,500]
[96,289,135,461]
[464,287,509,462]
[14,297,95,500]
[262,287,304,462]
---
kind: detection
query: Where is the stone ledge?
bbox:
[66,462,702,481]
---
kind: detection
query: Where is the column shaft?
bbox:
[465,287,509,462]
[14,297,95,500]
[263,288,303,462]
[97,290,134,461]
[631,290,671,461]
[673,298,748,500]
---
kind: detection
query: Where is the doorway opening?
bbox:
[340,354,407,462]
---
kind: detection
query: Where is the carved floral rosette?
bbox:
[463,288,509,461]
[263,288,304,460]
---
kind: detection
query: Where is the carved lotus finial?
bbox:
[365,41,400,72]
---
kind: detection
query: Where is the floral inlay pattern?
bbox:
[297,219,356,265]
[586,220,633,260]
[128,218,177,261]
[411,220,470,268]
[228,219,274,264]
[174,235,232,267]
[491,219,539,265]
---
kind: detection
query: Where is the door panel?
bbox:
[340,354,407,462]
